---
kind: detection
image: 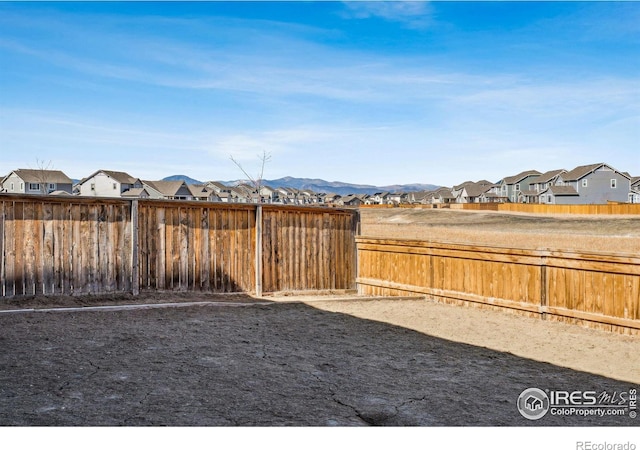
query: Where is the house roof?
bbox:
[188,184,216,198]
[7,169,73,184]
[630,177,640,187]
[436,190,456,199]
[463,182,493,197]
[503,170,541,184]
[143,180,188,196]
[561,163,605,181]
[518,189,539,197]
[76,170,138,185]
[452,181,475,190]
[529,169,566,184]
[205,181,229,191]
[547,185,579,196]
[121,188,149,198]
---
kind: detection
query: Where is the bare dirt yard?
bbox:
[359,207,640,254]
[1,292,638,426]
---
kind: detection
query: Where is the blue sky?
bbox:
[0,1,638,186]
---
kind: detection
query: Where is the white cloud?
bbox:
[341,2,433,29]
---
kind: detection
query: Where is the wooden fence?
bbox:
[496,203,640,215]
[0,195,358,298]
[361,203,640,214]
[356,237,640,334]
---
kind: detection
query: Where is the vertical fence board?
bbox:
[42,202,55,294]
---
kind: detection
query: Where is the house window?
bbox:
[582,179,588,188]
[611,179,617,189]
[20,182,24,190]
[113,183,117,190]
[28,183,40,191]
[10,182,14,191]
[91,183,96,191]
[515,183,520,191]
[48,183,56,191]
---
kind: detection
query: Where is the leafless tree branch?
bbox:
[229,151,272,203]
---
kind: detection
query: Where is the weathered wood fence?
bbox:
[0,195,358,297]
[356,238,640,333]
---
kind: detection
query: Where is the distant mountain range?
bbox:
[162,175,440,196]
[162,174,204,185]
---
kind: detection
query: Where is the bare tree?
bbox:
[229,151,272,203]
[30,159,55,195]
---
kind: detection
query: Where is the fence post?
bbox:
[255,205,263,297]
[131,200,139,296]
[540,251,548,320]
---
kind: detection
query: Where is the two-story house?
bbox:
[77,170,143,197]
[453,180,492,203]
[1,169,74,195]
[522,169,567,204]
[497,170,541,203]
[541,163,631,204]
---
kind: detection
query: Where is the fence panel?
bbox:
[137,201,256,293]
[261,206,358,293]
[0,196,133,296]
[496,203,640,215]
[356,237,640,333]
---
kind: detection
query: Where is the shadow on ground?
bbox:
[0,295,636,426]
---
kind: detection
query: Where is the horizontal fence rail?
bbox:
[356,237,640,334]
[0,195,358,298]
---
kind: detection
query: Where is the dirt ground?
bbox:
[359,208,640,254]
[1,292,637,426]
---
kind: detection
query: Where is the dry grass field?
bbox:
[359,208,640,254]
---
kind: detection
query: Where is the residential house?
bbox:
[143,180,194,200]
[451,181,474,203]
[629,177,640,204]
[300,189,324,205]
[430,187,456,205]
[388,192,408,205]
[370,192,391,205]
[497,170,541,203]
[338,195,363,207]
[1,169,74,195]
[205,181,232,195]
[77,170,143,197]
[480,184,508,203]
[524,169,567,204]
[323,193,341,205]
[407,190,431,204]
[188,184,220,202]
[537,185,580,205]
[259,185,278,203]
[454,180,492,203]
[544,163,632,204]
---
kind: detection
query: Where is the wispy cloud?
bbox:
[341,1,433,29]
[1,3,638,185]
